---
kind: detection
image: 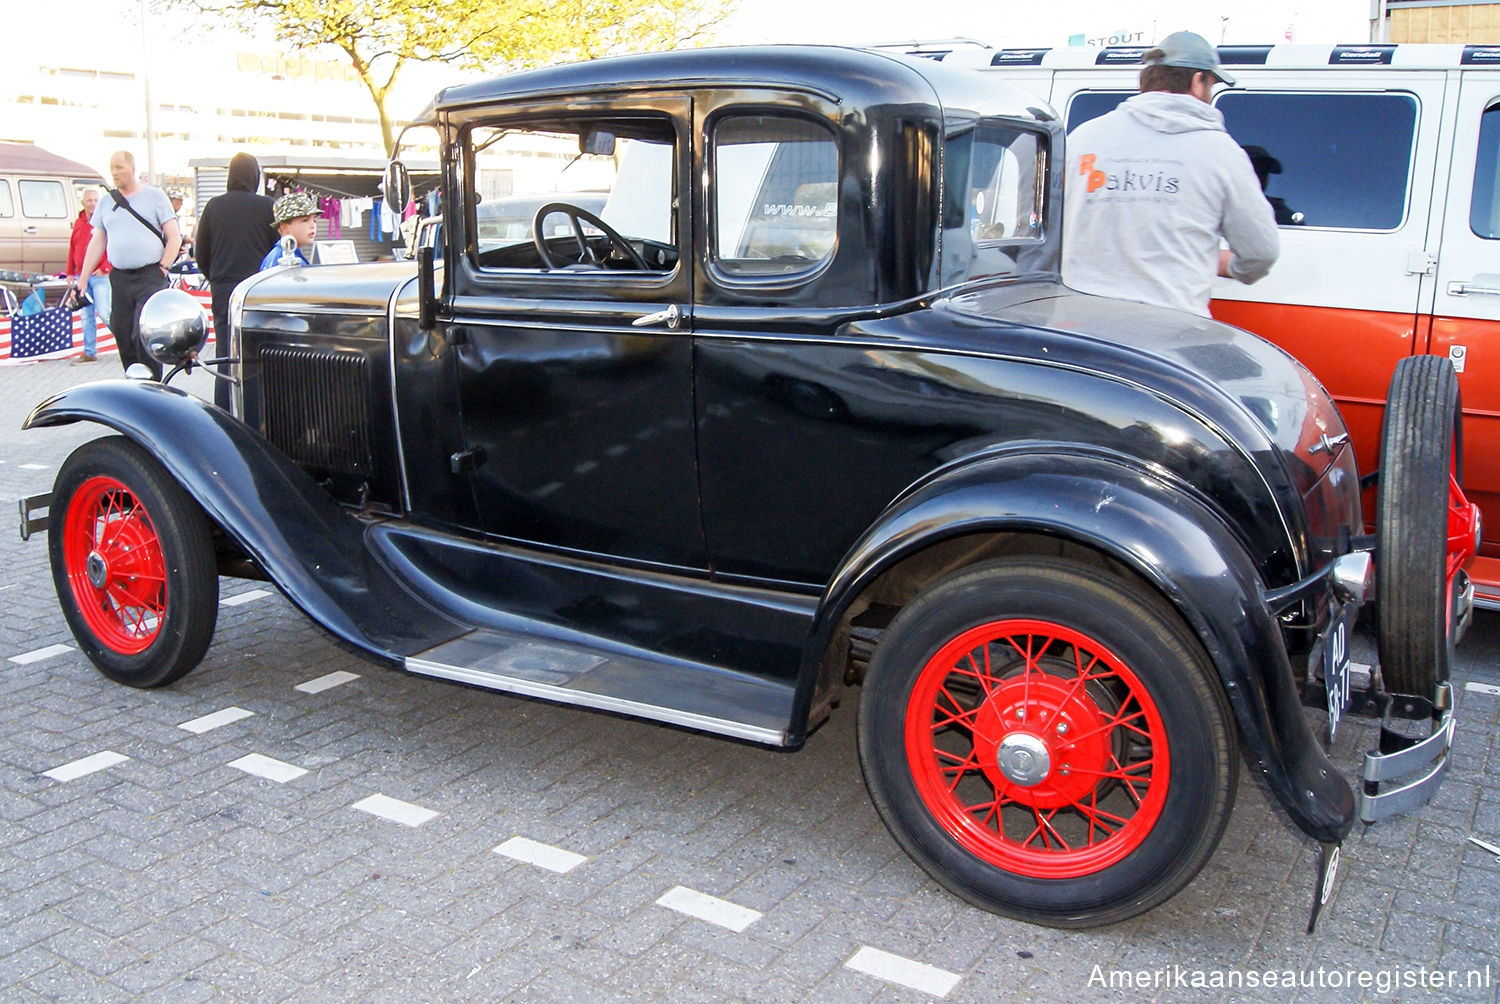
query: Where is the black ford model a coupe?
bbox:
[21,46,1478,928]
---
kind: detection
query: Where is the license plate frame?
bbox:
[1323,600,1357,742]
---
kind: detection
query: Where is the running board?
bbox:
[407,629,796,746]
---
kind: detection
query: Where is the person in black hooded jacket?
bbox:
[195,152,275,408]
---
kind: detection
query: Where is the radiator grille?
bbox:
[260,346,375,476]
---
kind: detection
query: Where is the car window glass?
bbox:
[466,116,675,272]
[1215,92,1417,230]
[1470,103,1500,240]
[712,115,838,277]
[18,180,67,219]
[1065,92,1131,132]
[0,181,12,217]
[941,120,1047,283]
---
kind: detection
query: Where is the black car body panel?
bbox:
[25,44,1465,927]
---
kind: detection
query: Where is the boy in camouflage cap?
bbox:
[259,191,319,270]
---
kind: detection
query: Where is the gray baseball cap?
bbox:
[1143,31,1235,86]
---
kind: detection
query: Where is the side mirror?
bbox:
[383,160,412,215]
[139,287,208,368]
[580,129,616,157]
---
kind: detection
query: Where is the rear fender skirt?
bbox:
[24,380,466,659]
[804,450,1355,843]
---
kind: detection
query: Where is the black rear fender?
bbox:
[804,449,1355,844]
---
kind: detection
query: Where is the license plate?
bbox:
[1323,601,1356,742]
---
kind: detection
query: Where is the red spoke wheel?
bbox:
[49,437,218,688]
[1375,356,1474,695]
[858,558,1236,928]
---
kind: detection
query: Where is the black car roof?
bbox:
[428,45,1051,125]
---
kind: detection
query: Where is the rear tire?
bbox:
[1376,356,1461,695]
[49,436,219,687]
[856,557,1237,928]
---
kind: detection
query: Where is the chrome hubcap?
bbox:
[85,551,108,590]
[996,733,1051,787]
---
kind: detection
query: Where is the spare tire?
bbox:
[1375,356,1462,695]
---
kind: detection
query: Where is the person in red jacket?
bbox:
[66,188,112,363]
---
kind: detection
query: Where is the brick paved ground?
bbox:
[1,356,1496,1002]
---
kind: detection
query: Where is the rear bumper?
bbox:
[1359,682,1455,824]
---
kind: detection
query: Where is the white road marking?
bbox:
[295,670,361,694]
[19,463,48,470]
[228,753,307,783]
[1465,681,1500,696]
[655,885,762,932]
[222,589,272,607]
[9,644,73,665]
[43,751,129,782]
[845,946,961,998]
[493,836,587,874]
[351,793,438,827]
[178,707,254,734]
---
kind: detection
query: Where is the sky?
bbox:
[718,0,1372,48]
[14,0,1376,69]
[5,0,1376,147]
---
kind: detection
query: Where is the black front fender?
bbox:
[24,380,465,660]
[802,449,1355,844]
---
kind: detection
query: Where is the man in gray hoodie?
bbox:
[1062,32,1278,317]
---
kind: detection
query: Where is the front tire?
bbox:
[49,436,219,687]
[857,558,1237,928]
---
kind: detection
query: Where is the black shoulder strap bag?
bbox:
[108,189,167,246]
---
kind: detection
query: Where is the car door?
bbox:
[17,177,72,273]
[1426,71,1500,592]
[0,180,22,272]
[445,98,705,570]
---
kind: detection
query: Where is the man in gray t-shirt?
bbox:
[69,150,182,377]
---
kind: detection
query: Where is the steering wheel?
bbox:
[532,202,649,270]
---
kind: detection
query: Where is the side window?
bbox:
[1066,92,1131,133]
[712,115,838,277]
[942,120,1047,283]
[466,116,676,272]
[18,180,67,219]
[0,181,12,217]
[1216,92,1417,230]
[1470,103,1500,240]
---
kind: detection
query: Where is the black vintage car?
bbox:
[20,46,1479,929]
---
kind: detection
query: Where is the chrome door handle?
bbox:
[22,226,38,235]
[1448,281,1500,297]
[631,304,683,329]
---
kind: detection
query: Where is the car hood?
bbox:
[240,261,418,316]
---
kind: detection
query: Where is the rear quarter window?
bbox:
[1471,103,1500,239]
[1215,92,1418,231]
[1065,92,1131,133]
[0,181,13,217]
[712,115,839,278]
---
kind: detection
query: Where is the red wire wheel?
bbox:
[857,558,1236,928]
[904,619,1169,879]
[61,475,168,655]
[48,437,219,688]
